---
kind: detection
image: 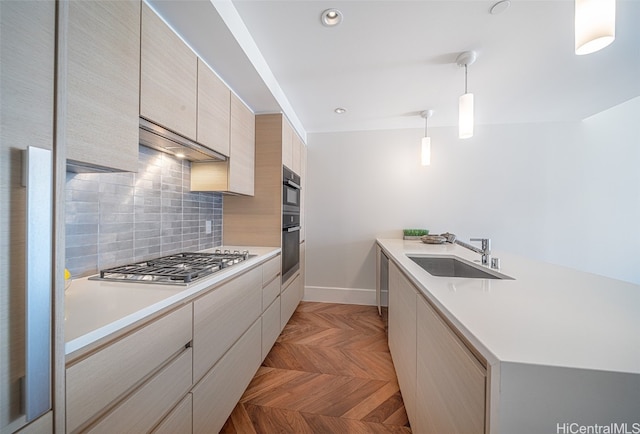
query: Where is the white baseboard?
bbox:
[303,285,378,306]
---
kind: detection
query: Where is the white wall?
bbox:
[305,97,640,302]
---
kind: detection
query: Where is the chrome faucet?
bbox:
[443,233,491,265]
[469,238,491,265]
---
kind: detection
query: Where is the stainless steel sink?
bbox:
[407,255,514,280]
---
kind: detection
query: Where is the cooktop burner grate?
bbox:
[91,251,251,285]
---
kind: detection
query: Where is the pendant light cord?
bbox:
[424,116,428,136]
[464,64,468,94]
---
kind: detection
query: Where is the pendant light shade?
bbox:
[421,137,431,166]
[575,0,616,55]
[456,51,476,139]
[459,93,474,139]
[420,110,433,166]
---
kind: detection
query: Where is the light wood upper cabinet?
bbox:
[141,2,197,140]
[66,0,140,172]
[197,59,230,157]
[222,114,284,247]
[190,94,255,195]
[229,94,255,195]
[300,141,307,242]
[281,117,293,171]
[415,295,486,434]
[292,132,302,176]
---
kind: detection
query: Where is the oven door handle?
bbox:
[284,226,301,233]
[284,179,301,190]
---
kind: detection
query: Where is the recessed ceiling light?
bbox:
[334,107,346,114]
[321,9,343,27]
[490,0,510,15]
[175,152,186,159]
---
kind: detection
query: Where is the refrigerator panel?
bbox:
[1,1,55,432]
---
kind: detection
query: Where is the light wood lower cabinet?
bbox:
[192,266,262,383]
[281,273,302,331]
[261,255,282,360]
[192,320,262,434]
[65,304,192,433]
[152,393,192,434]
[262,297,281,360]
[415,295,486,434]
[66,258,285,434]
[387,260,487,433]
[388,263,417,423]
[262,255,281,289]
[88,349,192,434]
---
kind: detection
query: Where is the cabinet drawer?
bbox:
[192,320,261,434]
[66,304,192,432]
[89,348,192,433]
[262,297,281,360]
[152,393,192,434]
[281,274,302,331]
[262,255,281,286]
[262,275,280,311]
[193,266,262,382]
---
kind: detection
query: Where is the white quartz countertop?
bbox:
[64,246,280,357]
[377,238,640,375]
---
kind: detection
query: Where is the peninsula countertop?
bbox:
[377,238,640,375]
[65,246,280,357]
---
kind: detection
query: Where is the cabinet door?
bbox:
[228,93,255,195]
[192,320,262,434]
[141,3,197,139]
[262,297,281,360]
[193,266,261,382]
[197,59,230,156]
[300,142,307,242]
[281,273,302,330]
[1,1,54,433]
[66,0,140,172]
[66,305,192,432]
[388,263,417,424]
[292,133,302,175]
[189,94,254,195]
[281,117,293,171]
[152,394,192,434]
[88,349,192,434]
[415,295,486,434]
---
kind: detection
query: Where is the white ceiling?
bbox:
[148,0,640,135]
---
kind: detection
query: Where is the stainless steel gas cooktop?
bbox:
[89,250,252,285]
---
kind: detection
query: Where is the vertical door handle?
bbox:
[21,146,52,421]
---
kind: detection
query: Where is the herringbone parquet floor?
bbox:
[221,301,412,433]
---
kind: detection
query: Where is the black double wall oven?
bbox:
[282,166,301,283]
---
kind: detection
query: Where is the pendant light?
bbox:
[575,0,616,55]
[420,110,433,166]
[456,51,477,139]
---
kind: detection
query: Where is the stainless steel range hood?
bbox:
[139,117,227,162]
